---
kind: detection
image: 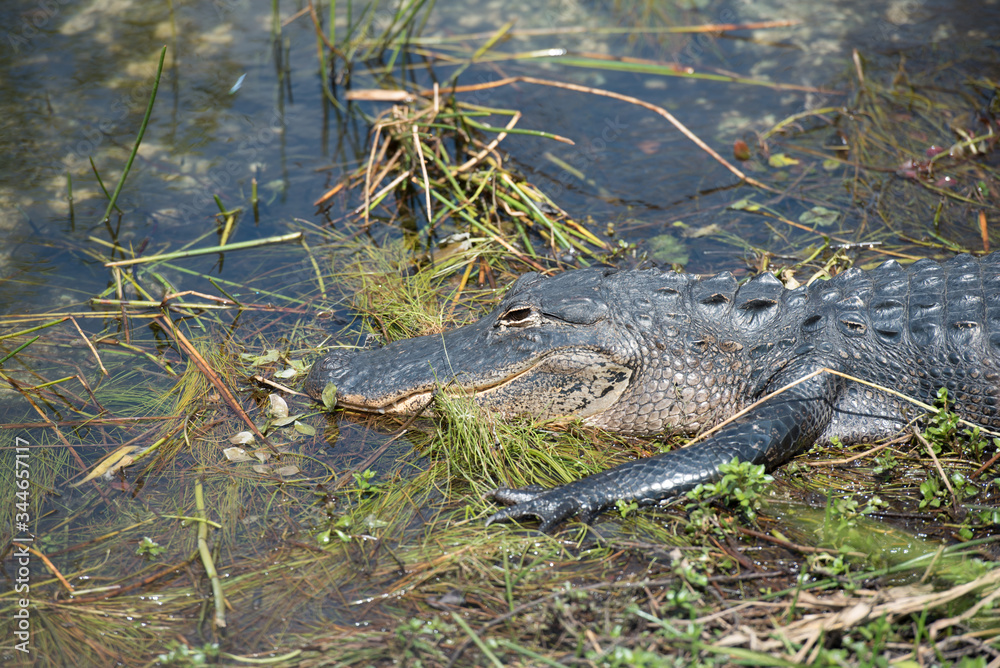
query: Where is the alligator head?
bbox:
[304,268,644,428]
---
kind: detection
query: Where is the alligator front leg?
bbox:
[486,369,841,531]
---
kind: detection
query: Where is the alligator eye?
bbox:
[497,306,534,327]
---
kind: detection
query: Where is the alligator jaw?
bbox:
[305,342,632,421]
[325,360,551,415]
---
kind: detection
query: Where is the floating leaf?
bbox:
[223,447,254,462]
[272,414,304,427]
[229,431,255,445]
[241,349,281,366]
[321,382,338,410]
[268,394,289,418]
[682,223,721,239]
[276,465,300,477]
[252,464,271,474]
[822,158,840,171]
[274,368,299,379]
[729,198,760,212]
[799,206,840,228]
[73,447,137,486]
[136,536,166,558]
[293,421,317,436]
[647,234,689,266]
[113,455,134,474]
[768,153,799,168]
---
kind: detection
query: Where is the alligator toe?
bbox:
[488,485,546,505]
[486,486,595,531]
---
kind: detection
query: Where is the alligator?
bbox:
[304,253,1000,530]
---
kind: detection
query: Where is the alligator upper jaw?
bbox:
[305,333,633,421]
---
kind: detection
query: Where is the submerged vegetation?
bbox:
[1,1,1000,666]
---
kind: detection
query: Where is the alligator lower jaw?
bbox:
[330,351,633,421]
[334,391,436,415]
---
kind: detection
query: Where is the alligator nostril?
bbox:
[303,350,362,400]
[323,357,346,371]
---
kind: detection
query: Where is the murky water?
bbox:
[0,0,998,661]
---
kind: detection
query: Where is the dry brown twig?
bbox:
[417,75,775,191]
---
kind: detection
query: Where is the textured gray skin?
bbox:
[305,253,1000,531]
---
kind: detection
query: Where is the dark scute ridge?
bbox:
[871,258,903,274]
[736,272,783,305]
[733,272,784,329]
[837,312,868,337]
[692,272,738,315]
[801,313,824,333]
[910,261,945,290]
[984,256,1000,354]
[826,266,863,287]
[945,259,985,350]
[506,271,543,297]
[907,259,946,349]
[869,258,908,345]
[837,294,865,310]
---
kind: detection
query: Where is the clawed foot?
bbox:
[485,485,601,532]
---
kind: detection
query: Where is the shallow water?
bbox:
[0,0,998,661]
[2,0,997,312]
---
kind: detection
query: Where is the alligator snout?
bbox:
[302,330,465,415]
[302,349,357,402]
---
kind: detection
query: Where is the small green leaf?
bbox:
[682,223,721,238]
[293,420,316,436]
[768,153,800,168]
[799,206,840,227]
[272,414,303,427]
[241,349,281,366]
[321,382,338,410]
[647,234,689,266]
[729,198,760,212]
[136,536,166,558]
